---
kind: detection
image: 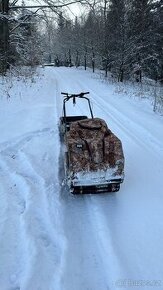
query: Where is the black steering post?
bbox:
[61,92,94,119]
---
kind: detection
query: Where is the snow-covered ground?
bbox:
[0,67,163,290]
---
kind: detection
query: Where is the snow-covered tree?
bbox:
[126,0,156,81]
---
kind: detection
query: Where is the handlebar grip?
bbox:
[80,92,90,96]
[61,92,68,95]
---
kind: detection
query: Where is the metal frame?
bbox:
[61,92,94,122]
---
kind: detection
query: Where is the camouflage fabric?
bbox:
[66,118,124,176]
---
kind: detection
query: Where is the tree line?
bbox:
[0,0,162,83]
[53,0,162,82]
[0,0,85,74]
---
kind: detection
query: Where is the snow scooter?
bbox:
[59,92,124,194]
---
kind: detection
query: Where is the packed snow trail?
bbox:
[55,68,163,290]
[0,67,163,290]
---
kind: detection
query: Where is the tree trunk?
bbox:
[92,50,95,73]
[75,50,79,67]
[84,50,87,70]
[0,0,9,74]
[153,80,158,112]
[104,0,108,78]
[105,57,108,78]
[68,48,72,67]
[118,64,124,82]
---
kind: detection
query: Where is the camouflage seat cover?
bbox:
[66,118,124,174]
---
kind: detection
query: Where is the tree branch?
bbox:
[9,1,84,10]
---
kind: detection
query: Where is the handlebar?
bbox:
[62,91,93,119]
[61,92,90,97]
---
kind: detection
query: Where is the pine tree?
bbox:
[150,0,163,82]
[127,0,154,81]
[10,3,42,67]
[106,0,127,81]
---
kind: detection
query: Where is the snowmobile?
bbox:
[59,92,124,194]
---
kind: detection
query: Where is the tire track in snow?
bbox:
[85,194,126,290]
[15,151,66,290]
[94,95,163,158]
[0,157,30,290]
[76,78,163,158]
[0,127,53,154]
[55,70,122,290]
[58,189,112,290]
[0,125,66,290]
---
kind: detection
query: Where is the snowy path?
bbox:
[55,68,163,290]
[0,72,66,290]
[0,67,163,290]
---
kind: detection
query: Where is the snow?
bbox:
[0,66,163,290]
[72,167,123,186]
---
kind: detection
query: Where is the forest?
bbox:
[0,2,163,289]
[0,0,162,83]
